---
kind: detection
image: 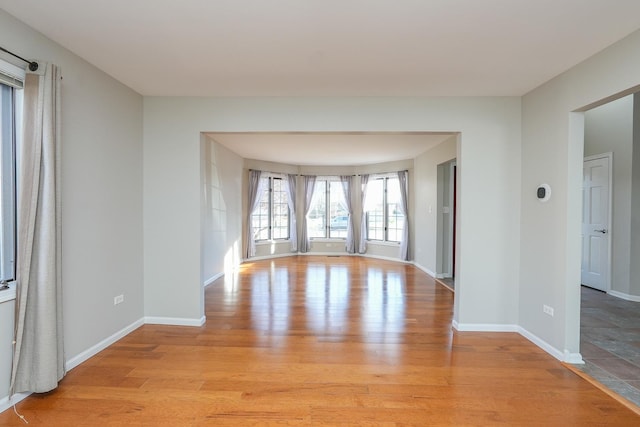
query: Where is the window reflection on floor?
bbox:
[363,267,405,364]
[235,257,408,359]
[250,264,291,346]
[305,263,349,333]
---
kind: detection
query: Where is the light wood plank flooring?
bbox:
[1,256,638,425]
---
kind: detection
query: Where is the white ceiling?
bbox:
[2,0,640,97]
[207,133,455,166]
[3,1,640,165]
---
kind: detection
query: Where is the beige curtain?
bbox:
[10,63,64,394]
[245,170,265,258]
[397,170,409,261]
[299,175,316,253]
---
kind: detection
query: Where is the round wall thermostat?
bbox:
[537,184,551,202]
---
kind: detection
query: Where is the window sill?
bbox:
[256,240,290,245]
[367,240,401,247]
[0,282,16,304]
[310,238,347,242]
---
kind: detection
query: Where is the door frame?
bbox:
[448,160,457,278]
[582,152,613,293]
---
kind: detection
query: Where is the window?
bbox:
[0,76,19,285]
[307,179,348,239]
[251,176,289,241]
[365,176,405,243]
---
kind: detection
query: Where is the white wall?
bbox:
[413,136,457,275]
[521,29,640,359]
[0,9,143,403]
[0,300,14,399]
[143,96,522,331]
[584,95,634,295]
[630,94,640,298]
[200,136,243,286]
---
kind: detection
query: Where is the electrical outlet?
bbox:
[114,294,124,305]
[543,304,554,317]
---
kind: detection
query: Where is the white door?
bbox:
[581,155,611,291]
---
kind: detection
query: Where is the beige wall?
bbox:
[200,136,244,286]
[0,8,143,404]
[521,29,640,359]
[143,96,522,336]
[584,95,634,296]
[413,136,457,275]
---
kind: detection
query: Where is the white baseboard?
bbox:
[65,318,145,371]
[413,263,435,278]
[243,252,297,262]
[144,315,206,327]
[562,351,584,364]
[203,272,224,287]
[298,251,349,257]
[0,392,30,415]
[453,322,519,332]
[517,326,565,361]
[453,320,584,364]
[1,314,209,415]
[245,251,411,265]
[518,326,583,364]
[452,322,583,364]
[359,253,409,263]
[607,290,640,302]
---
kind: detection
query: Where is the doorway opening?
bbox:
[576,92,640,406]
[581,153,612,293]
[436,158,457,291]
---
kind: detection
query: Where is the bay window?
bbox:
[251,176,289,241]
[365,176,405,243]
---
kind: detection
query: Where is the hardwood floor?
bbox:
[1,256,638,426]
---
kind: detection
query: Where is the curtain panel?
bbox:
[299,175,316,253]
[340,175,356,253]
[358,174,369,254]
[11,63,65,394]
[397,170,409,261]
[286,174,297,252]
[245,170,265,258]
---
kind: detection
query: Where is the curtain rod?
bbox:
[0,46,39,71]
[249,169,408,177]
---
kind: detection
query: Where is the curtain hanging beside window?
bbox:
[11,62,65,394]
[340,175,355,253]
[358,174,369,254]
[245,170,265,258]
[286,174,297,252]
[299,175,316,253]
[397,170,409,261]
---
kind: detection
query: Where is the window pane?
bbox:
[251,178,270,241]
[366,179,384,241]
[329,181,348,238]
[386,177,405,242]
[0,83,16,282]
[307,180,326,238]
[271,178,289,240]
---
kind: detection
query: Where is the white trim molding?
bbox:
[412,263,435,278]
[145,316,206,327]
[452,323,519,332]
[65,318,145,371]
[0,392,30,414]
[451,322,584,364]
[0,282,16,304]
[204,272,224,287]
[243,252,297,263]
[517,327,565,362]
[607,290,640,302]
